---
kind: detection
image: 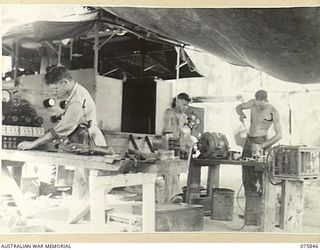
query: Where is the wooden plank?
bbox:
[280,180,304,232]
[260,168,278,232]
[88,172,156,231]
[94,173,156,187]
[186,161,201,203]
[145,136,155,153]
[0,166,30,218]
[142,182,155,232]
[89,175,110,226]
[1,150,120,171]
[206,165,220,198]
[156,159,188,176]
[192,158,267,168]
[163,172,182,203]
[129,134,139,150]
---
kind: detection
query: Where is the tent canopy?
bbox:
[3,7,320,83]
[2,9,200,80]
[103,7,320,84]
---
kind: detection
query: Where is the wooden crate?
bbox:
[132,203,203,231]
[273,145,320,180]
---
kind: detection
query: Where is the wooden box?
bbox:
[192,196,212,216]
[132,203,203,231]
[273,145,320,180]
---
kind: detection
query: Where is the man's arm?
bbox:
[17,131,54,150]
[235,99,255,122]
[162,109,174,135]
[261,109,282,148]
[17,101,83,150]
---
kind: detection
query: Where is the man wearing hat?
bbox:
[236,89,282,225]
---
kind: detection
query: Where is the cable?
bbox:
[268,178,285,186]
[225,183,246,231]
[236,183,244,215]
[266,146,285,186]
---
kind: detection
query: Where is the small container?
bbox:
[211,188,234,221]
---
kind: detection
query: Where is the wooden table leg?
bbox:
[260,167,277,232]
[207,164,220,198]
[142,181,155,232]
[186,161,201,204]
[0,164,30,218]
[280,180,304,233]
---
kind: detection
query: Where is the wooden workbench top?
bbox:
[191,158,269,168]
[0,149,122,171]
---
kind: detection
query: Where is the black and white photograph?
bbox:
[1,3,320,238]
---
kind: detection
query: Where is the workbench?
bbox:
[0,149,156,232]
[137,159,188,203]
[185,157,281,232]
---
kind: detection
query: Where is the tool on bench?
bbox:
[240,120,265,159]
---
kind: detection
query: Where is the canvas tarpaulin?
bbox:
[103,7,320,84]
[2,10,99,46]
[3,7,320,84]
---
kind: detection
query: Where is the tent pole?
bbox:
[13,40,20,86]
[69,39,73,61]
[94,24,99,75]
[175,46,181,96]
[58,41,62,65]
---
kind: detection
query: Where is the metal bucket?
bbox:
[211,188,234,221]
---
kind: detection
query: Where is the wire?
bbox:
[236,183,244,215]
[225,183,246,231]
[268,178,285,186]
[266,146,286,186]
[226,222,247,231]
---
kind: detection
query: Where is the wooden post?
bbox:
[280,180,304,232]
[186,161,201,203]
[206,164,220,198]
[142,181,155,232]
[89,170,106,226]
[174,46,181,95]
[0,164,30,218]
[260,167,278,232]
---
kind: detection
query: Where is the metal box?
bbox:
[132,203,203,231]
[272,145,320,180]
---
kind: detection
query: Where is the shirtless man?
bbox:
[236,90,282,225]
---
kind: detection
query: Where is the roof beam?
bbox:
[147,53,172,73]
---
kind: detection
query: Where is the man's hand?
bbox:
[239,114,247,123]
[17,141,36,150]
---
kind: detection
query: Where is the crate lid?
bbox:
[132,203,203,214]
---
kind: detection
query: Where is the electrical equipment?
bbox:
[2,125,45,149]
[50,115,62,123]
[2,89,12,103]
[185,106,204,138]
[2,89,45,150]
[43,98,56,108]
[272,145,320,180]
[59,100,68,109]
[198,132,230,159]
